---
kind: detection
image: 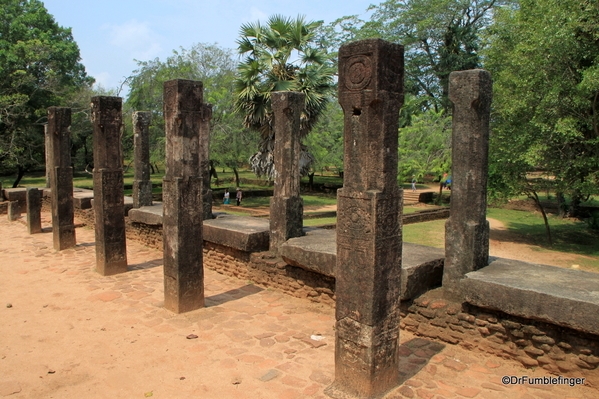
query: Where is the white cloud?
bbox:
[105,19,163,61]
[247,7,268,23]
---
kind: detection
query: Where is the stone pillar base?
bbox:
[443,218,489,292]
[269,195,303,252]
[7,201,20,221]
[133,180,153,208]
[26,188,42,234]
[163,176,204,313]
[94,168,127,276]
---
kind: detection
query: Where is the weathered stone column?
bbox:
[91,96,128,276]
[443,69,492,292]
[269,91,305,252]
[47,107,77,250]
[7,201,20,221]
[132,111,153,208]
[44,124,51,188]
[326,39,404,399]
[26,188,42,234]
[200,103,213,220]
[162,79,205,313]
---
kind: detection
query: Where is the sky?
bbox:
[41,0,374,96]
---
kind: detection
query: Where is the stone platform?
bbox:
[280,229,444,301]
[462,258,599,336]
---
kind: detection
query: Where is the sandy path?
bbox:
[1,213,598,398]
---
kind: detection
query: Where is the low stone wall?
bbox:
[125,220,336,307]
[0,202,7,215]
[205,246,335,306]
[401,287,599,380]
[403,208,450,225]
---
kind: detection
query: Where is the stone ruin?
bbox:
[0,36,592,399]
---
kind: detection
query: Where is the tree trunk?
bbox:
[12,165,26,188]
[556,192,566,217]
[233,167,240,188]
[569,190,583,218]
[436,182,444,205]
[308,172,315,191]
[528,190,553,247]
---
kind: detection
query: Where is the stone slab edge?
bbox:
[280,230,444,300]
[462,258,599,336]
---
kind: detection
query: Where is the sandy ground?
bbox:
[1,212,598,399]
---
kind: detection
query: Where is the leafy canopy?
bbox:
[234,15,335,178]
[0,0,92,181]
[485,0,599,214]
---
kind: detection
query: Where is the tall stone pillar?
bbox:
[200,103,213,220]
[26,188,42,234]
[326,39,404,399]
[443,69,492,292]
[91,96,128,276]
[269,91,305,252]
[162,79,205,313]
[44,124,51,188]
[47,107,76,250]
[132,111,153,208]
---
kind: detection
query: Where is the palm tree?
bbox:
[234,14,334,179]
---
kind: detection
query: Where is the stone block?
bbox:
[462,257,599,335]
[203,214,269,253]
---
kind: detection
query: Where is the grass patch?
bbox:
[403,219,446,248]
[487,208,599,257]
[304,217,337,226]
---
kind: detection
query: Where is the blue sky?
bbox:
[42,0,374,95]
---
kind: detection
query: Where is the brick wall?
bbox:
[401,288,599,379]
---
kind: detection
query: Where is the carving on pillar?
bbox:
[327,39,404,399]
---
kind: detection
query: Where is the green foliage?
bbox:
[398,103,451,181]
[0,0,92,183]
[320,0,503,111]
[485,0,599,216]
[304,101,344,173]
[234,15,335,178]
[125,43,254,172]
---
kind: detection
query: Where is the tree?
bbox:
[125,43,244,174]
[321,0,504,111]
[0,0,93,186]
[397,104,451,183]
[485,0,599,222]
[303,100,344,184]
[234,14,335,179]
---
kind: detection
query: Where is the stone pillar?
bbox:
[162,79,205,313]
[200,103,213,220]
[269,91,305,252]
[44,124,51,188]
[7,201,20,221]
[91,96,128,276]
[47,107,77,250]
[443,69,492,292]
[326,39,404,399]
[26,188,42,234]
[132,111,153,208]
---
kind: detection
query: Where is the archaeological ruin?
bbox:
[1,37,598,399]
